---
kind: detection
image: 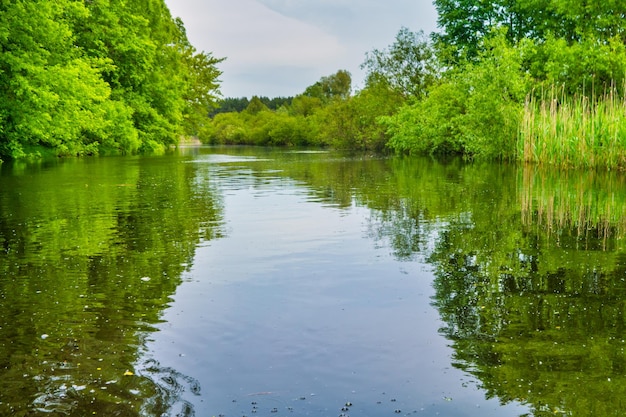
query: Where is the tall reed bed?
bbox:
[519,86,626,169]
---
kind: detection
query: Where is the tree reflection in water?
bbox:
[427,166,626,416]
[0,155,223,416]
[5,150,626,416]
[356,159,626,415]
[244,151,626,415]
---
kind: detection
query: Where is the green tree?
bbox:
[361,27,437,98]
[177,19,224,138]
[303,70,352,102]
[245,96,270,115]
[382,81,467,155]
[385,30,529,159]
[289,95,324,117]
[526,34,626,96]
[316,79,405,150]
[211,97,250,115]
[0,0,117,158]
[0,0,222,159]
[433,0,626,59]
[456,32,530,159]
[209,112,248,144]
[433,0,539,58]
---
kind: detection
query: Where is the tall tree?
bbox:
[303,70,352,102]
[361,28,436,98]
[0,0,222,159]
[432,0,501,59]
[433,0,626,59]
[0,0,118,158]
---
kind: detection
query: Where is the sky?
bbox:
[164,0,439,98]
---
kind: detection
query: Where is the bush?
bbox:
[385,30,530,160]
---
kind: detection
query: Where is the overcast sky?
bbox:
[164,0,439,98]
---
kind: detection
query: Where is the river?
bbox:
[1,146,625,416]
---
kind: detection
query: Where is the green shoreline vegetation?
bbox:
[0,0,223,161]
[2,1,626,170]
[521,86,626,169]
[205,2,626,170]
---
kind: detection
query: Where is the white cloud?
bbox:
[165,0,438,97]
[168,0,343,66]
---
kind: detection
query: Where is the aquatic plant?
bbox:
[519,84,626,169]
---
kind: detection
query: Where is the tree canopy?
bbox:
[433,0,626,58]
[201,2,626,168]
[0,0,223,160]
[361,27,436,98]
[303,69,352,102]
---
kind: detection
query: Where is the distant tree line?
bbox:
[210,97,294,116]
[205,68,402,150]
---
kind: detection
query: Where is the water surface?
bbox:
[1,146,626,416]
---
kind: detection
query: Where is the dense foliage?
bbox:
[434,0,626,59]
[0,0,222,160]
[210,96,293,116]
[384,0,626,166]
[6,1,626,167]
[205,41,410,150]
[204,2,626,168]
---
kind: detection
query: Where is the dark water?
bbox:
[1,147,626,416]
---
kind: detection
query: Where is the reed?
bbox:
[519,84,626,169]
[520,165,626,249]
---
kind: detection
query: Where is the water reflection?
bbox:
[148,149,530,417]
[0,155,223,416]
[521,165,626,249]
[253,150,626,415]
[409,164,626,416]
[3,148,626,416]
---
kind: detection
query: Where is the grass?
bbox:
[519,85,626,170]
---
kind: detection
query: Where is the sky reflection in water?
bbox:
[145,150,530,417]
